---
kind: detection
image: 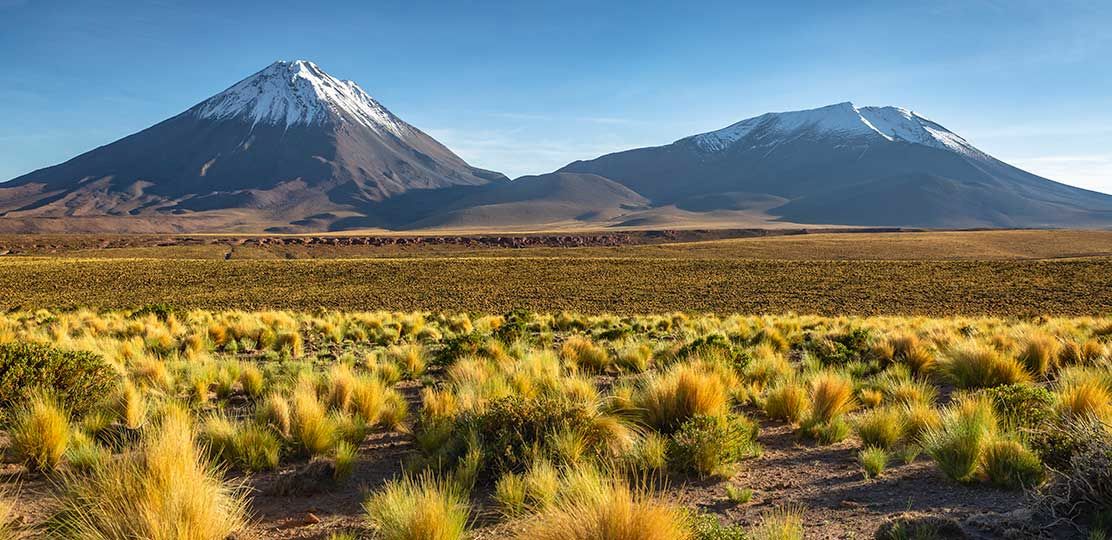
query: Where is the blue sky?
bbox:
[1,0,1110,193]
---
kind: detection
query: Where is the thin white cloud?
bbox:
[1006,154,1112,194]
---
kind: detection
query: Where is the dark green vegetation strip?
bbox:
[2,257,1110,315]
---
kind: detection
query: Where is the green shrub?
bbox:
[806,328,874,366]
[724,484,753,504]
[668,413,759,478]
[0,342,118,422]
[689,512,748,540]
[436,332,485,366]
[453,396,600,473]
[979,383,1054,433]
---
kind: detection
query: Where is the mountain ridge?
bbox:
[2,69,1110,232]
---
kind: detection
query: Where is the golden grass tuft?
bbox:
[762,381,810,426]
[921,396,999,483]
[939,341,1030,389]
[118,381,149,430]
[807,371,855,425]
[561,336,611,373]
[364,475,469,540]
[515,472,692,540]
[1058,339,1107,367]
[291,378,337,457]
[635,363,728,432]
[1017,334,1061,377]
[1056,379,1112,422]
[49,406,248,539]
[749,505,805,540]
[853,407,906,450]
[257,392,292,438]
[387,343,428,379]
[9,393,70,472]
[887,333,935,374]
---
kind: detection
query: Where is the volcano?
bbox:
[0,60,507,232]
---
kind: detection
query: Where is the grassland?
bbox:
[1,256,1110,315]
[2,229,1111,260]
[1,230,1109,315]
[1,309,1109,539]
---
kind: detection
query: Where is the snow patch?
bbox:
[690,102,982,157]
[192,60,413,138]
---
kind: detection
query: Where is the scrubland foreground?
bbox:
[1,308,1111,539]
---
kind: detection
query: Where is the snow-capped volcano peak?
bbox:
[190,60,412,138]
[689,102,980,157]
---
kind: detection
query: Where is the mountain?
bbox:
[560,102,1112,228]
[0,60,507,232]
[5,87,1111,232]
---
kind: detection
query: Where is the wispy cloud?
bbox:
[972,125,1112,139]
[1006,154,1112,194]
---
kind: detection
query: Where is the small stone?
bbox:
[304,512,321,525]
